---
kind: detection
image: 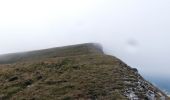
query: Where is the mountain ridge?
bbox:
[0,43,168,100]
[0,43,103,64]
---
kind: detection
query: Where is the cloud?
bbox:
[0,0,170,78]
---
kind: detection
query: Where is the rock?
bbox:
[146,90,155,100]
[131,68,138,72]
[23,79,33,86]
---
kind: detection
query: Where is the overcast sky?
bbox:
[0,0,170,78]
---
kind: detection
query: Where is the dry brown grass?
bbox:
[0,54,129,100]
[0,43,168,100]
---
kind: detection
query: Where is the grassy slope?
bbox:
[0,54,130,100]
[0,43,168,100]
[0,43,103,64]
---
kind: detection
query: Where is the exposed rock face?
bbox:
[0,43,168,100]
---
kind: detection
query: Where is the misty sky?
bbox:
[0,0,170,79]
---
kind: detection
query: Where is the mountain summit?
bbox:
[0,43,168,100]
[0,43,103,64]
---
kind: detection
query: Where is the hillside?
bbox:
[0,43,103,64]
[0,43,168,100]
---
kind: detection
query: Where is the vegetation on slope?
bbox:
[0,43,103,64]
[0,43,168,100]
[0,54,128,99]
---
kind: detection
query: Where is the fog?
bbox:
[0,0,170,93]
